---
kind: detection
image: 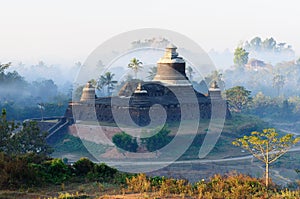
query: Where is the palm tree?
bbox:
[272,74,285,96]
[128,58,143,79]
[186,66,194,81]
[147,66,157,80]
[97,72,118,96]
[0,62,11,73]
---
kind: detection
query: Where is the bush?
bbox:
[112,132,138,152]
[198,172,274,198]
[124,172,285,198]
[0,111,53,156]
[73,157,94,176]
[113,172,134,185]
[126,173,151,193]
[57,192,89,199]
[0,153,44,188]
[142,126,171,152]
[40,158,72,184]
[89,163,118,182]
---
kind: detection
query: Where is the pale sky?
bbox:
[0,0,299,66]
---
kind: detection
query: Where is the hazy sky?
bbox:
[0,0,299,66]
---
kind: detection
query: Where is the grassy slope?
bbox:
[51,113,268,161]
[50,114,300,185]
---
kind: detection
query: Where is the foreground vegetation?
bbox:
[233,128,300,187]
[0,124,299,198]
[1,163,300,199]
[1,99,300,198]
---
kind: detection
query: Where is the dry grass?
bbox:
[0,182,119,199]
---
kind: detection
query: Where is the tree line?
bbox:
[0,62,70,120]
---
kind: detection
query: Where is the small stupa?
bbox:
[208,81,222,100]
[80,81,96,102]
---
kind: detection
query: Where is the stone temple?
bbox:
[65,44,230,126]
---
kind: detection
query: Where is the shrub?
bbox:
[41,158,72,184]
[126,173,151,193]
[0,153,43,188]
[112,132,138,152]
[126,174,193,196]
[113,172,134,185]
[73,157,94,176]
[142,126,171,152]
[89,163,118,182]
[158,178,192,196]
[124,172,289,198]
[57,192,89,199]
[275,189,300,198]
[198,172,273,198]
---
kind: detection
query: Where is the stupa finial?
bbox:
[210,81,219,89]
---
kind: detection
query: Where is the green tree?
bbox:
[112,132,138,152]
[272,74,285,96]
[31,79,58,101]
[249,37,262,51]
[41,158,71,184]
[225,86,251,112]
[233,47,249,67]
[128,58,143,79]
[0,62,11,74]
[73,157,95,176]
[147,66,157,80]
[249,92,278,117]
[262,37,276,51]
[97,72,118,96]
[92,162,118,182]
[0,109,16,154]
[233,128,300,187]
[0,109,52,156]
[142,126,171,152]
[15,121,53,156]
[0,62,27,92]
[186,66,194,81]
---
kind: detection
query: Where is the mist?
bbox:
[1,36,299,123]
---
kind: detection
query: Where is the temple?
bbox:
[65,44,230,126]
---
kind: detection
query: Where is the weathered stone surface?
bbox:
[66,45,231,126]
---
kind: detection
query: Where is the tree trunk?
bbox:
[265,162,269,188]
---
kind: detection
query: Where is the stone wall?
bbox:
[65,98,230,126]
